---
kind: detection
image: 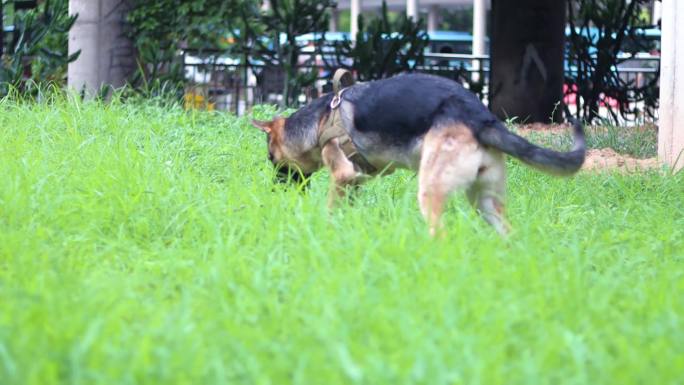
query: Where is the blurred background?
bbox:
[0,0,665,125]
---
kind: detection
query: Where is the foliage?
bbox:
[236,0,333,106]
[0,1,4,56]
[125,0,333,105]
[565,0,659,124]
[1,97,683,384]
[324,1,429,81]
[125,0,239,94]
[439,6,474,32]
[0,0,78,96]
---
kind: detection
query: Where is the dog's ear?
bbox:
[252,119,273,134]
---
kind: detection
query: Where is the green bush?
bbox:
[326,1,429,81]
[565,0,659,123]
[0,0,78,95]
[125,0,239,93]
[236,0,334,106]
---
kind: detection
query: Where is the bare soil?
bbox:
[582,148,659,172]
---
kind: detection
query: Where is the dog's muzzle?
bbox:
[274,164,312,188]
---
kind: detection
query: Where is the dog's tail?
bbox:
[476,106,586,175]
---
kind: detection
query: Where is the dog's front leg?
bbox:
[321,138,366,207]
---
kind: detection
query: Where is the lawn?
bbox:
[1,96,683,385]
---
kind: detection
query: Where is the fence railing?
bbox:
[181,50,658,115]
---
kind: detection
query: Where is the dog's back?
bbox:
[342,73,585,175]
[344,73,488,146]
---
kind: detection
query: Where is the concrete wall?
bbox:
[68,0,135,96]
[659,0,684,172]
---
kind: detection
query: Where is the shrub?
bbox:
[0,0,78,96]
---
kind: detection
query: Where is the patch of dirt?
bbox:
[582,148,659,172]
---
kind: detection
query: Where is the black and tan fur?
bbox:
[252,73,585,235]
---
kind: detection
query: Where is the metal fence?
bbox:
[181,50,658,116]
[615,56,661,89]
[181,51,492,113]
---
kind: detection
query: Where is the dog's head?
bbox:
[252,117,317,186]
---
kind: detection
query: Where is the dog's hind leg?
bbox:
[466,151,510,235]
[322,138,368,207]
[418,124,481,237]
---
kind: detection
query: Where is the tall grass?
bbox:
[512,124,658,158]
[0,95,682,385]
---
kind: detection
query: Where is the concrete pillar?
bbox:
[473,0,487,56]
[407,0,419,20]
[68,0,135,96]
[653,1,662,25]
[658,0,684,172]
[351,0,361,40]
[472,0,487,81]
[330,7,339,32]
[427,5,439,32]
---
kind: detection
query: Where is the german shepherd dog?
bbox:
[252,73,585,235]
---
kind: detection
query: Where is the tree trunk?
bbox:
[489,0,566,123]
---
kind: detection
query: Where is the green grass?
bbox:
[510,124,658,158]
[1,96,683,385]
